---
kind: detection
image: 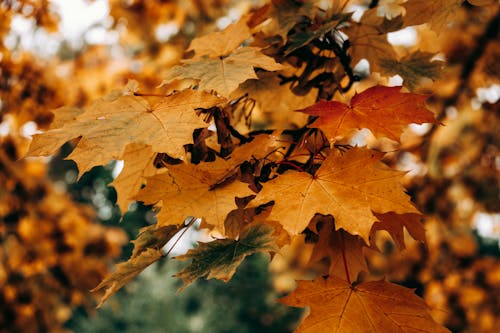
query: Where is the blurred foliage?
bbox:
[67,254,302,333]
[0,135,126,333]
[0,0,499,332]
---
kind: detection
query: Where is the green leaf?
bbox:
[174,223,277,289]
[379,51,443,91]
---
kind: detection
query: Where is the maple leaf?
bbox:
[371,212,426,250]
[187,16,251,58]
[308,215,369,281]
[345,9,400,72]
[174,223,277,289]
[162,47,283,98]
[279,276,450,332]
[254,147,419,241]
[299,85,436,142]
[403,0,463,32]
[379,51,443,91]
[134,159,253,230]
[110,143,157,213]
[48,106,84,129]
[92,223,181,308]
[28,89,224,176]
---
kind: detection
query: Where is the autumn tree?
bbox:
[2,0,499,332]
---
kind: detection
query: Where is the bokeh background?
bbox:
[0,1,498,332]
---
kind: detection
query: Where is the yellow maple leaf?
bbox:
[134,159,253,230]
[162,47,283,98]
[28,90,224,176]
[187,16,252,58]
[110,143,157,213]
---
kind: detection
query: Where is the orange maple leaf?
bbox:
[299,85,436,142]
[308,215,369,281]
[371,212,426,250]
[254,147,419,241]
[280,276,450,332]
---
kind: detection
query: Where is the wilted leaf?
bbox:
[131,224,180,258]
[299,85,436,142]
[285,14,351,55]
[174,223,277,289]
[92,223,182,307]
[92,248,162,308]
[230,72,316,127]
[280,276,450,332]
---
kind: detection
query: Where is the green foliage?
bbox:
[67,254,302,333]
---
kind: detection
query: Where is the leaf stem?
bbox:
[276,160,305,173]
[337,230,351,284]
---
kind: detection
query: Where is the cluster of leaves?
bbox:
[2,0,496,332]
[0,136,126,333]
[23,1,500,332]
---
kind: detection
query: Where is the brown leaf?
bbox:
[345,9,400,72]
[403,0,463,33]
